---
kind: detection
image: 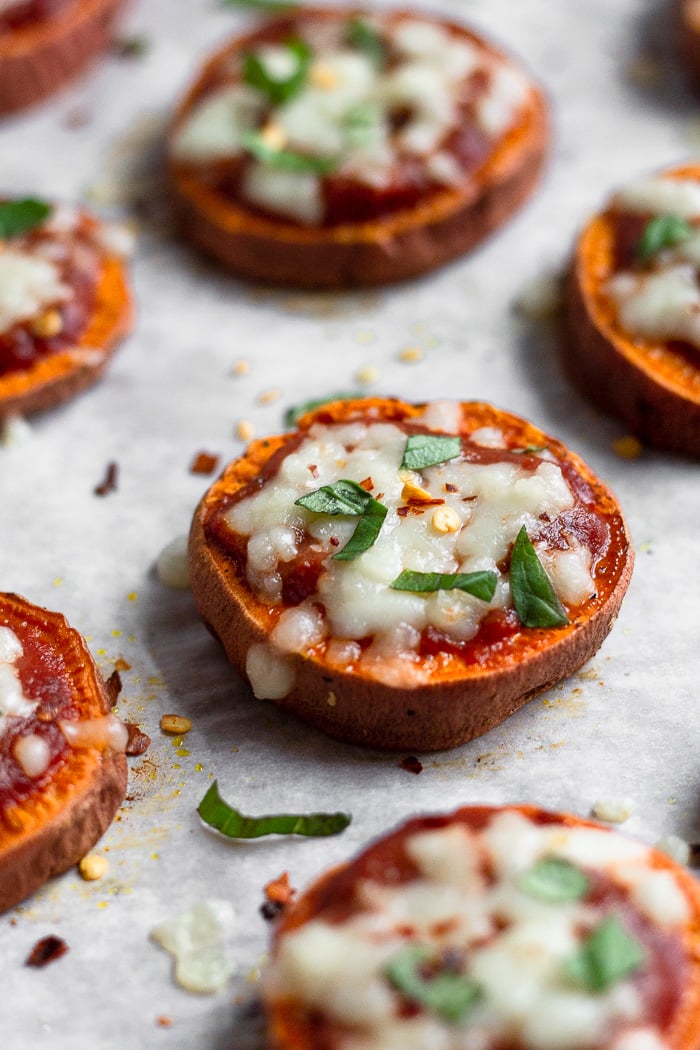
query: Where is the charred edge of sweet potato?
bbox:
[188,398,633,751]
[264,806,700,1050]
[0,253,133,421]
[0,0,127,114]
[167,10,549,287]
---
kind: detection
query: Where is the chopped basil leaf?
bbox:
[295,478,371,515]
[241,130,337,174]
[347,18,386,68]
[198,781,351,838]
[332,496,387,561]
[284,391,364,427]
[637,214,692,262]
[401,434,462,472]
[113,34,150,58]
[343,102,383,148]
[243,39,311,105]
[295,480,387,560]
[563,917,645,992]
[391,569,497,602]
[0,198,51,239]
[511,445,548,455]
[519,856,590,903]
[509,526,568,629]
[385,944,481,1024]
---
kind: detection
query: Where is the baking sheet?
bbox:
[2,0,700,1046]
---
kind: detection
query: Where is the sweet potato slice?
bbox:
[189,397,633,751]
[0,0,127,114]
[0,592,128,913]
[263,804,700,1050]
[564,164,700,456]
[168,7,549,288]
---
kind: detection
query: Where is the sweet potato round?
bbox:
[0,212,134,421]
[189,398,633,751]
[0,592,127,913]
[168,8,549,288]
[563,164,700,457]
[264,804,700,1050]
[0,0,127,115]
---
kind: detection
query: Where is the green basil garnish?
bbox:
[563,917,645,993]
[295,479,387,560]
[343,102,383,147]
[222,0,294,10]
[518,857,590,903]
[401,435,462,472]
[511,445,548,455]
[347,17,386,68]
[509,526,568,629]
[391,569,497,602]
[241,130,337,174]
[295,478,371,515]
[284,392,364,427]
[385,944,481,1024]
[637,214,692,262]
[243,39,311,105]
[198,781,351,838]
[0,198,51,239]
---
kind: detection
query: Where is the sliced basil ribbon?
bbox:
[198,781,351,838]
[509,526,568,629]
[347,18,386,68]
[284,392,364,427]
[391,569,497,602]
[243,39,311,105]
[295,479,387,560]
[518,856,590,902]
[636,213,691,262]
[241,131,337,174]
[0,198,51,239]
[385,944,481,1024]
[401,434,462,472]
[563,916,645,992]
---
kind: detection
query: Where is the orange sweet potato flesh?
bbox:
[168,8,549,288]
[265,804,700,1050]
[0,251,133,421]
[564,164,700,457]
[0,0,126,114]
[189,397,633,752]
[0,593,127,913]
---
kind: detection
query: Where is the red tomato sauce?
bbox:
[0,0,72,32]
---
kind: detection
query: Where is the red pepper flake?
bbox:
[359,476,374,491]
[125,723,151,756]
[26,935,69,968]
[307,464,319,478]
[114,657,131,673]
[94,461,118,496]
[190,451,220,475]
[104,670,123,705]
[399,756,423,775]
[408,497,444,507]
[376,492,384,501]
[265,871,296,904]
[329,536,340,547]
[156,1016,173,1028]
[397,507,411,518]
[444,483,458,493]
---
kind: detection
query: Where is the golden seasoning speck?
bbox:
[236,419,255,441]
[78,854,109,881]
[355,364,381,385]
[398,345,424,363]
[160,714,193,735]
[258,388,281,405]
[232,359,251,376]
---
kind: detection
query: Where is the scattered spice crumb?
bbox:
[399,755,423,775]
[113,34,150,58]
[612,435,643,460]
[26,936,69,968]
[190,451,220,475]
[232,359,250,376]
[355,364,381,386]
[78,854,109,881]
[125,723,151,756]
[104,670,122,705]
[398,345,424,363]
[156,1016,173,1028]
[258,388,282,405]
[161,714,193,735]
[95,461,119,496]
[264,871,296,906]
[236,419,255,441]
[114,657,131,672]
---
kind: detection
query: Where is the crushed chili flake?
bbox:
[26,935,69,968]
[359,476,374,491]
[95,461,118,496]
[376,492,384,500]
[156,1016,173,1028]
[444,483,458,493]
[399,756,423,775]
[307,464,319,478]
[397,506,411,518]
[125,723,151,756]
[264,871,296,905]
[190,451,220,475]
[329,536,340,547]
[408,497,445,507]
[114,657,131,672]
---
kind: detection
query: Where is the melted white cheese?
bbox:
[226,410,595,693]
[0,249,72,336]
[264,811,683,1050]
[173,15,528,223]
[152,900,237,994]
[0,626,38,732]
[13,733,51,778]
[613,177,700,218]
